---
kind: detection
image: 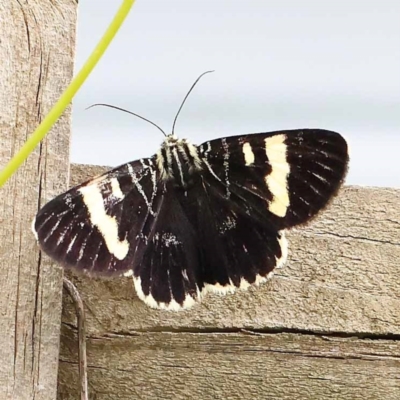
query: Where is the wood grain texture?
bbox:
[59,329,400,400]
[56,164,400,399]
[0,2,77,399]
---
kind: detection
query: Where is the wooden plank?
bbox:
[62,165,400,335]
[0,2,77,399]
[57,163,400,399]
[59,328,400,400]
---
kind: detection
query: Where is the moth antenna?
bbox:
[86,103,167,137]
[171,70,214,136]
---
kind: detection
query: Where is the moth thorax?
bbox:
[157,136,202,188]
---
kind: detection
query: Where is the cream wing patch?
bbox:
[110,178,124,199]
[204,280,236,295]
[79,184,129,260]
[264,134,290,217]
[242,142,255,165]
[276,231,288,269]
[133,276,197,311]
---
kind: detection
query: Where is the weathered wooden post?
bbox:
[0,2,77,399]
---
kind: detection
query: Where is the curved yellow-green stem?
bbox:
[0,0,136,188]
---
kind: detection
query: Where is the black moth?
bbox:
[33,128,348,310]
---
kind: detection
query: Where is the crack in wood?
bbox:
[311,231,400,247]
[62,322,400,342]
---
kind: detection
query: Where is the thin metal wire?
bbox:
[63,278,88,400]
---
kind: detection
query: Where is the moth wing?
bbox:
[132,183,203,310]
[199,129,349,230]
[33,158,161,277]
[181,174,287,294]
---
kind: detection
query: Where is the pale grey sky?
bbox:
[72,0,400,187]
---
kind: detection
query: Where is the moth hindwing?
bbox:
[33,129,349,311]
